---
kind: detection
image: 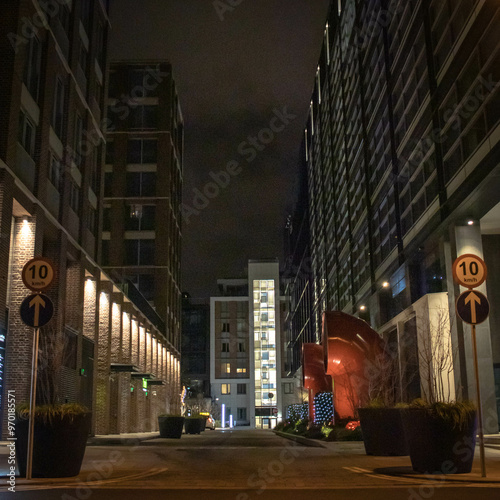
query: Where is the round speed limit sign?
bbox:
[452,254,487,289]
[22,257,56,292]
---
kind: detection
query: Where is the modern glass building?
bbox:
[303,0,500,430]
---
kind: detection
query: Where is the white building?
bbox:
[210,260,295,429]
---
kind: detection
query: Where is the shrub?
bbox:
[294,419,308,435]
[305,424,324,439]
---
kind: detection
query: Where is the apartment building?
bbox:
[304,0,500,430]
[0,0,180,437]
[102,61,183,352]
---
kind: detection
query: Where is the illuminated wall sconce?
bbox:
[359,305,366,311]
[382,281,390,288]
[467,220,474,226]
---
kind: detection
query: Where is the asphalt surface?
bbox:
[0,428,499,499]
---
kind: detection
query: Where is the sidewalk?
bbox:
[276,430,500,484]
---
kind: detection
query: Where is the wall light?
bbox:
[359,305,366,311]
[382,281,390,288]
[467,220,474,226]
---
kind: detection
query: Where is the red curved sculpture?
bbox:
[322,312,385,418]
[302,343,332,422]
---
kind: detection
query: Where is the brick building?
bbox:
[102,61,183,353]
[0,0,180,438]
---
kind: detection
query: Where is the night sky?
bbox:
[109,0,331,298]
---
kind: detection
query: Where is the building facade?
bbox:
[102,61,183,352]
[181,293,210,398]
[305,0,500,430]
[210,261,297,429]
[0,0,180,437]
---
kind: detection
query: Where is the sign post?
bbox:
[453,254,489,478]
[20,258,55,480]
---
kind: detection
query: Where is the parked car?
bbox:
[206,416,216,430]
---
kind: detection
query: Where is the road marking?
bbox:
[13,467,169,491]
[343,466,371,473]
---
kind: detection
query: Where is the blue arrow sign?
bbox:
[20,293,54,328]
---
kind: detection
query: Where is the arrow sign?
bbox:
[29,295,46,327]
[456,290,489,325]
[20,293,54,328]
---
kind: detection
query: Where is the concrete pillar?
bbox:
[453,224,498,433]
[96,289,111,435]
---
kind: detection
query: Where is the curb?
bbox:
[87,433,160,446]
[273,430,326,448]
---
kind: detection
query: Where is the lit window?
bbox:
[221,362,230,374]
[221,383,230,395]
[236,368,246,374]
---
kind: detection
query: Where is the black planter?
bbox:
[184,418,202,434]
[15,412,91,478]
[358,407,409,456]
[402,408,477,474]
[199,417,207,432]
[158,416,185,438]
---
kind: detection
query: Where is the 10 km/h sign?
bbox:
[452,254,487,288]
[22,257,55,292]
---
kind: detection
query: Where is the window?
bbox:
[260,292,268,303]
[221,362,230,374]
[127,139,157,164]
[104,172,113,197]
[124,239,155,265]
[125,204,156,231]
[237,408,247,421]
[236,368,246,374]
[87,206,97,233]
[221,341,229,353]
[57,1,70,33]
[130,105,158,130]
[237,319,246,334]
[129,69,159,98]
[262,372,268,380]
[73,114,84,167]
[125,172,156,197]
[19,112,36,157]
[105,141,114,164]
[79,43,88,73]
[49,155,63,191]
[69,181,80,213]
[237,384,246,394]
[90,147,100,194]
[23,35,41,100]
[283,382,294,394]
[80,0,91,32]
[96,22,105,69]
[238,342,245,353]
[221,383,230,395]
[262,352,269,361]
[221,322,230,333]
[103,205,111,231]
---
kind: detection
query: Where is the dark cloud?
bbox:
[109,0,331,297]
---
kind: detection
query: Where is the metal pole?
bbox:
[471,324,486,478]
[26,328,40,480]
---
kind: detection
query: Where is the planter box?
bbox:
[158,416,184,439]
[358,407,409,456]
[184,418,204,434]
[402,408,477,473]
[15,412,91,478]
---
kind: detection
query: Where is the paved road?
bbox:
[1,429,500,499]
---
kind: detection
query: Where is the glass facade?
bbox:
[253,279,277,428]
